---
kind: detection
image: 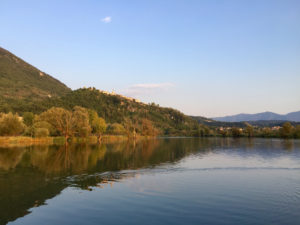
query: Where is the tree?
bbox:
[33,120,55,136]
[73,106,91,137]
[34,128,49,137]
[218,128,228,137]
[0,112,25,136]
[88,109,106,140]
[231,127,241,137]
[39,107,74,139]
[88,109,98,124]
[93,117,106,137]
[107,123,126,135]
[141,119,158,136]
[261,127,272,137]
[203,126,211,136]
[294,125,300,138]
[123,118,135,137]
[245,125,254,137]
[22,112,34,127]
[280,122,294,138]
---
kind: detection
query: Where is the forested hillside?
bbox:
[0,47,205,136]
[1,88,202,136]
[0,47,70,100]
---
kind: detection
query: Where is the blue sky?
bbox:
[1,0,299,117]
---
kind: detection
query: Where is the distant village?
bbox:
[218,126,281,132]
[84,87,141,103]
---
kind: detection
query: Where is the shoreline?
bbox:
[0,135,298,148]
[0,135,154,147]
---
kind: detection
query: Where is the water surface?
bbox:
[0,138,300,225]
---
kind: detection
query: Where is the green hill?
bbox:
[0,47,205,136]
[0,47,70,100]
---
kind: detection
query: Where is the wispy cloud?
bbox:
[101,16,112,23]
[123,83,175,97]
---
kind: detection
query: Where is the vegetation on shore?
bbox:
[0,108,299,145]
[215,123,300,138]
[0,106,165,141]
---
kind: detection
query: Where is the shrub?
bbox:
[34,128,49,138]
[231,127,241,137]
[107,123,126,135]
[33,120,55,136]
[279,122,294,138]
[0,112,25,136]
[22,112,34,126]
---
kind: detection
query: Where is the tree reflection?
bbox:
[1,138,300,224]
[0,147,26,170]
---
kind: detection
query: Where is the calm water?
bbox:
[0,138,300,225]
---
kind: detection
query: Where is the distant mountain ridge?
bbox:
[213,111,300,122]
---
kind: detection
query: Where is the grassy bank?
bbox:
[0,136,54,147]
[0,135,152,147]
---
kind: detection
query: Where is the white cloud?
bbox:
[123,83,175,97]
[101,16,112,23]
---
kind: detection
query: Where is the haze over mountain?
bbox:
[213,111,300,122]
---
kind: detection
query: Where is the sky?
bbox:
[1,0,300,117]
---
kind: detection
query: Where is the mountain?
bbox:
[0,47,70,100]
[213,111,300,122]
[286,111,300,122]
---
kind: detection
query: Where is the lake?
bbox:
[0,138,300,225]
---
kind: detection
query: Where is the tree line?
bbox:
[0,106,160,139]
[216,123,300,139]
[0,107,300,139]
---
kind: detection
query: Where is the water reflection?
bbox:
[0,138,300,224]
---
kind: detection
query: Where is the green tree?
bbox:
[0,112,25,136]
[73,106,91,137]
[23,112,35,137]
[88,109,106,140]
[39,107,74,139]
[22,112,34,127]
